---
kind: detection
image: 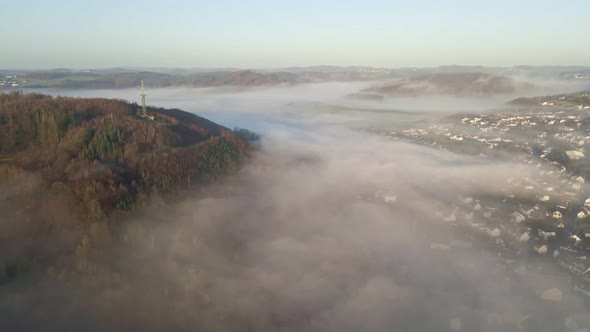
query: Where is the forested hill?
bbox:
[358,72,534,97]
[0,92,251,277]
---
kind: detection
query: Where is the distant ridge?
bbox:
[2,66,589,89]
[357,72,534,97]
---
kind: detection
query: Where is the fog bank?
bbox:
[3,83,588,331]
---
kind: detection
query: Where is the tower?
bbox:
[141,80,147,116]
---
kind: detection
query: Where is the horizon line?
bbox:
[2,64,590,72]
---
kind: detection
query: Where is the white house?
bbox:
[570,234,582,244]
[383,195,397,203]
[487,228,501,237]
[539,230,556,239]
[512,212,526,223]
[443,213,456,222]
[471,220,487,228]
[537,245,548,254]
[566,150,585,160]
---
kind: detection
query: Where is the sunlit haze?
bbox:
[2,1,590,331]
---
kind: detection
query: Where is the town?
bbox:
[371,93,590,300]
[365,93,590,315]
[0,75,23,88]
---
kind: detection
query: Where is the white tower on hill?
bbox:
[141,80,147,116]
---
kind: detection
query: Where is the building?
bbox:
[566,150,585,160]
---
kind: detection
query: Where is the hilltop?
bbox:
[356,72,534,98]
[4,69,307,89]
[171,69,300,87]
[508,90,590,109]
[3,66,590,90]
[0,92,251,272]
[0,91,250,220]
[0,67,399,89]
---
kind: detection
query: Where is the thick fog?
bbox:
[3,82,589,331]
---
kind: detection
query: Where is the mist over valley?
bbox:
[3,1,590,329]
[2,73,590,331]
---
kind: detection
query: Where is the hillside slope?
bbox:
[508,90,590,107]
[0,92,250,270]
[359,72,534,97]
[17,70,299,89]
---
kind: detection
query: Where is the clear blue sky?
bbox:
[2,0,589,69]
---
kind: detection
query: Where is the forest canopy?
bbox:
[0,91,251,284]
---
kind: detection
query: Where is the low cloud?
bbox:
[2,84,587,331]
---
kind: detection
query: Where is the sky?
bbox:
[2,0,590,69]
